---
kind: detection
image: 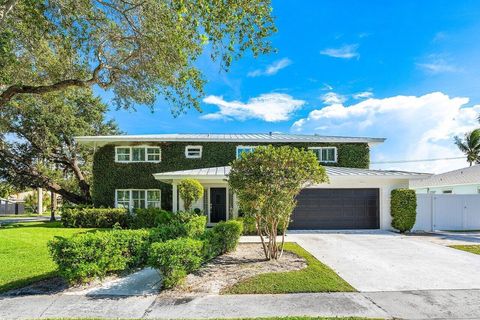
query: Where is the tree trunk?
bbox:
[69,159,91,202]
[50,191,57,222]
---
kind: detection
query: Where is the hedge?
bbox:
[391,189,417,233]
[61,207,129,228]
[48,229,150,283]
[202,220,243,260]
[129,208,173,229]
[92,142,370,207]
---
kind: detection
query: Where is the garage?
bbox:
[289,188,380,230]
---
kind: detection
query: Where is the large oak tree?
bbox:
[0,88,119,204]
[1,0,276,112]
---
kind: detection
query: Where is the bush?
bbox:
[203,220,243,259]
[149,238,204,288]
[48,229,150,283]
[178,178,204,210]
[391,189,417,233]
[149,215,207,242]
[61,207,129,228]
[236,216,256,235]
[129,208,173,229]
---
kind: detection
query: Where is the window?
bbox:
[442,190,453,194]
[115,189,161,209]
[236,146,256,159]
[185,145,203,159]
[115,146,161,163]
[308,147,337,163]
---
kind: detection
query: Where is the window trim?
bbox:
[115,189,162,209]
[308,147,338,163]
[236,145,257,159]
[115,146,161,163]
[185,145,203,159]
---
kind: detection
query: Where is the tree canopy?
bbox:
[229,146,329,260]
[454,128,480,166]
[178,178,204,211]
[1,0,276,112]
[0,88,119,204]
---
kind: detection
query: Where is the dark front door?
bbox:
[210,188,227,223]
[289,188,380,230]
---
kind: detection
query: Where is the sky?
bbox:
[101,0,480,173]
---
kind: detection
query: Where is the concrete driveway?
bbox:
[291,231,480,292]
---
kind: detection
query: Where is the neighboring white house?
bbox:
[410,165,480,194]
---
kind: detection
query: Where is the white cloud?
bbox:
[417,55,460,74]
[292,92,480,173]
[353,91,373,99]
[247,58,292,77]
[321,92,346,104]
[202,93,305,122]
[320,44,359,59]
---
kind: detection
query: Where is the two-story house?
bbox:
[76,133,429,230]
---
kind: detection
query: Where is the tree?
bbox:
[229,146,329,260]
[1,0,276,112]
[0,181,14,198]
[24,190,50,214]
[178,178,204,211]
[454,129,480,166]
[0,88,119,204]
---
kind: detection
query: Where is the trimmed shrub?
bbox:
[203,220,243,259]
[61,207,129,228]
[236,216,256,235]
[391,189,417,233]
[48,229,150,283]
[148,215,207,243]
[149,238,204,288]
[177,178,204,211]
[130,208,173,229]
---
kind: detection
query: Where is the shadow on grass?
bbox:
[0,272,64,295]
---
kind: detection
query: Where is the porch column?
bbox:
[37,187,43,215]
[172,183,178,213]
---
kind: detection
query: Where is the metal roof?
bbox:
[75,133,385,145]
[153,165,430,181]
[410,165,480,188]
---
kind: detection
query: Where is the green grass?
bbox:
[450,245,480,255]
[0,221,95,292]
[0,214,43,220]
[43,318,379,320]
[224,242,355,294]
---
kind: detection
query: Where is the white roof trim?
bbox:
[153,165,431,183]
[75,133,385,146]
[410,165,480,188]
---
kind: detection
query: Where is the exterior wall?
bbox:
[170,176,409,230]
[92,142,370,207]
[414,184,480,195]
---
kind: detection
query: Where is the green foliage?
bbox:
[24,191,51,213]
[391,189,417,233]
[229,146,329,260]
[130,208,173,229]
[236,216,257,235]
[2,0,276,111]
[454,128,480,166]
[48,229,150,283]
[148,238,204,288]
[0,182,15,198]
[91,142,369,208]
[178,179,204,211]
[61,207,129,228]
[0,89,119,204]
[203,220,244,259]
[148,213,207,242]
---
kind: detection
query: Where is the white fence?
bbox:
[413,194,480,231]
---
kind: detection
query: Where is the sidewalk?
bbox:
[1,289,480,319]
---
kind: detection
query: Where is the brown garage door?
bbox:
[289,188,379,230]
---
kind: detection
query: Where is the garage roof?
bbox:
[153,166,431,181]
[410,165,480,188]
[75,133,385,146]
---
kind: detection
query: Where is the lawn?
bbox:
[450,245,480,255]
[224,242,355,294]
[44,318,378,320]
[0,221,95,292]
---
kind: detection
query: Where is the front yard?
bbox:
[450,245,480,255]
[0,222,95,292]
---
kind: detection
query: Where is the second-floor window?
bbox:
[185,145,202,159]
[236,146,256,159]
[308,147,337,163]
[115,146,161,163]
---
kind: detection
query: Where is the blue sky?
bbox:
[101,0,480,173]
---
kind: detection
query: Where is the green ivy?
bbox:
[92,142,370,208]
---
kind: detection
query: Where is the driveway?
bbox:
[291,231,480,292]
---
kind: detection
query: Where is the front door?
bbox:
[210,188,227,223]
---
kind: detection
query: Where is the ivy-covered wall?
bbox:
[92,142,370,208]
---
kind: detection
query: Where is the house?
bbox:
[75,133,430,230]
[410,165,480,194]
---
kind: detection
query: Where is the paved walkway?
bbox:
[1,289,480,319]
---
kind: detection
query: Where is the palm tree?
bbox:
[454,128,480,166]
